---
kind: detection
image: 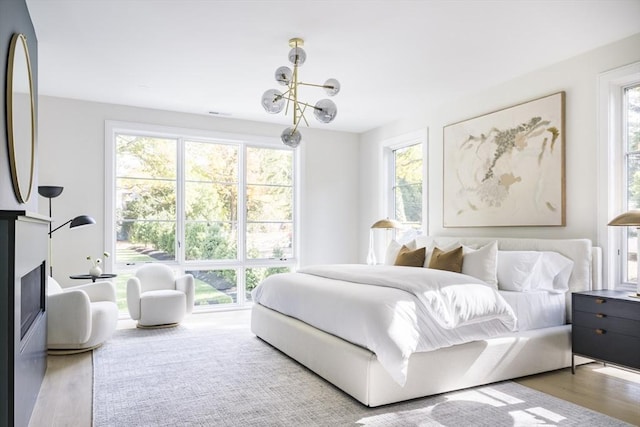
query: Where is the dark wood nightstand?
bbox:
[572,290,640,373]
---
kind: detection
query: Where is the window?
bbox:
[389,141,424,230]
[621,84,640,285]
[600,62,640,290]
[107,123,296,312]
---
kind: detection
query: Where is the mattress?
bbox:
[499,290,566,331]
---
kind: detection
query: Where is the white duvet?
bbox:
[252,264,517,386]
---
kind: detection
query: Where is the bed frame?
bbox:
[251,238,602,407]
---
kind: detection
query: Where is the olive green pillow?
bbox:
[428,246,463,273]
[394,245,426,267]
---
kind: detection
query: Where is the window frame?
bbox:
[382,129,428,235]
[104,121,298,310]
[598,62,640,291]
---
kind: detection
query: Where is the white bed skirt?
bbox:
[252,303,581,407]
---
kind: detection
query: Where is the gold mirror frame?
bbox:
[6,33,36,203]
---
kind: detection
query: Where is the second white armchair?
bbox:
[127,264,195,328]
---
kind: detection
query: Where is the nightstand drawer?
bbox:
[573,293,640,321]
[572,325,640,369]
[573,310,640,338]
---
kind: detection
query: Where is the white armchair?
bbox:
[127,264,195,328]
[47,277,119,353]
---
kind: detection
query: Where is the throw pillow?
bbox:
[394,245,426,267]
[385,239,416,265]
[428,246,463,273]
[461,241,498,287]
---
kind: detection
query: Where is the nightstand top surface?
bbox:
[573,289,640,303]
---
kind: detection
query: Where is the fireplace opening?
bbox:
[20,261,45,340]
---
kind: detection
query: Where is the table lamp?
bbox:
[608,209,640,296]
[367,218,401,265]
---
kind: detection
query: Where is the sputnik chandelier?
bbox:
[261,38,340,148]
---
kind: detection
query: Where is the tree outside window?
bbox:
[392,143,423,229]
[112,132,294,311]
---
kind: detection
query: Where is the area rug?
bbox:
[93,323,631,426]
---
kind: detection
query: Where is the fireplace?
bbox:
[20,262,45,340]
[0,211,49,427]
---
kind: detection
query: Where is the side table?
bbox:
[572,290,640,373]
[70,273,118,283]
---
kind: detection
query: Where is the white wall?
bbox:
[37,97,360,285]
[359,33,640,266]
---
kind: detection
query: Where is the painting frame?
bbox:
[443,92,565,227]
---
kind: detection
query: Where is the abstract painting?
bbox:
[443,92,565,227]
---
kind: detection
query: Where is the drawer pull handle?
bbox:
[595,298,606,304]
[595,313,606,318]
[595,329,606,335]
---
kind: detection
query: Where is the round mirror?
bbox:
[6,33,35,203]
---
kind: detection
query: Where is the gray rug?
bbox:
[93,323,631,426]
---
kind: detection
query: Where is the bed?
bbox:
[250,237,602,407]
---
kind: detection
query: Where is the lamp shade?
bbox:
[70,215,96,228]
[371,218,402,229]
[38,185,63,198]
[608,210,640,226]
[50,215,96,236]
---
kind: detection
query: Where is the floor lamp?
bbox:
[38,186,96,276]
[608,209,640,297]
[367,218,401,265]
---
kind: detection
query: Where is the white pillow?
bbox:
[497,250,573,293]
[534,252,574,293]
[461,241,498,287]
[497,251,543,291]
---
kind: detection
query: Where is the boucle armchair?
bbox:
[47,276,119,353]
[127,264,195,328]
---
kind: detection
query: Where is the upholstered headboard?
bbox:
[414,237,602,321]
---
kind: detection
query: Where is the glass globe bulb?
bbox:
[313,99,337,123]
[261,89,285,114]
[281,127,302,148]
[323,78,340,96]
[288,47,306,66]
[275,66,292,86]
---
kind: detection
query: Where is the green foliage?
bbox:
[394,144,423,225]
[185,222,236,261]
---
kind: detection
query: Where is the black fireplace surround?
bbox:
[0,211,49,427]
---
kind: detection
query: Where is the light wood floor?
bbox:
[29,310,640,426]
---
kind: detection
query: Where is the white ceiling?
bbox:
[26,0,640,134]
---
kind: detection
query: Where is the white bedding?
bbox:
[252,264,516,385]
[499,290,566,331]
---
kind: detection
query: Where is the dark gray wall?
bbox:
[0,0,38,211]
[0,1,39,424]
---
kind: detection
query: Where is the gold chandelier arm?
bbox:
[291,114,302,133]
[292,64,299,125]
[284,94,291,116]
[277,96,319,110]
[297,103,310,127]
[297,81,334,89]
